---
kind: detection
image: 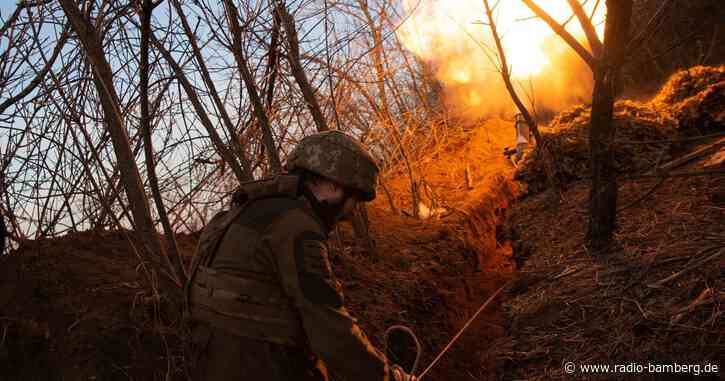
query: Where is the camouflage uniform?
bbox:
[187,132,395,381]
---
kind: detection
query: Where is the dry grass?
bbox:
[499,65,725,380]
[517,65,725,193]
[501,168,724,380]
[652,65,725,106]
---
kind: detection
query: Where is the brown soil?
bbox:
[336,119,522,379]
[0,230,198,381]
[518,65,725,193]
[501,139,724,381]
[500,65,725,380]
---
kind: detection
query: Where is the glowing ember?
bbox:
[397,0,606,116]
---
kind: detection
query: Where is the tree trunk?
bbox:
[520,0,633,254]
[96,78,175,228]
[587,0,633,253]
[139,0,187,284]
[274,0,329,132]
[58,0,182,285]
[223,0,282,174]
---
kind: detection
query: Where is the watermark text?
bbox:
[563,361,719,376]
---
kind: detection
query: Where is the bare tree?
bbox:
[521,0,634,253]
[274,0,329,132]
[0,0,441,260]
[223,0,282,174]
[137,0,186,284]
[57,0,184,285]
[481,0,544,148]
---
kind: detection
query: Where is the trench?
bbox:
[0,120,525,380]
[334,158,522,380]
[427,173,519,380]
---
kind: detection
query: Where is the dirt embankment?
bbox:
[0,230,199,380]
[338,119,523,379]
[0,118,523,380]
[518,65,725,193]
[500,65,725,380]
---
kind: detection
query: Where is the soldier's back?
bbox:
[190,196,327,381]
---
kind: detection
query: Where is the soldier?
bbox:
[513,113,531,162]
[186,131,416,381]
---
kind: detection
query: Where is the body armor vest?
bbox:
[186,175,306,346]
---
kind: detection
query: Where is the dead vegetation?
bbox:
[652,65,725,106]
[500,65,725,380]
[517,65,725,193]
[501,164,724,380]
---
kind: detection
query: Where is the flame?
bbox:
[397,0,606,116]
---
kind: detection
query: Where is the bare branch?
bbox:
[521,0,596,68]
[566,0,603,57]
[223,0,282,173]
[274,0,329,132]
[138,0,187,284]
[57,0,182,286]
[0,27,69,115]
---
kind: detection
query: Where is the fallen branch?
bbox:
[614,131,725,145]
[670,287,713,324]
[621,168,725,181]
[656,136,725,172]
[648,247,724,288]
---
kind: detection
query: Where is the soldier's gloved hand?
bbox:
[392,365,417,381]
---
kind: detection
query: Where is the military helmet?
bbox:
[286,130,379,201]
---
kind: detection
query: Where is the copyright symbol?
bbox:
[564,361,576,374]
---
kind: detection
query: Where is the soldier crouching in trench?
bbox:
[186,131,416,381]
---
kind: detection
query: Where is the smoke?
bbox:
[397,0,605,119]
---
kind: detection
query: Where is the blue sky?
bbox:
[0,3,17,18]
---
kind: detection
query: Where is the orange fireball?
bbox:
[397,0,606,115]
